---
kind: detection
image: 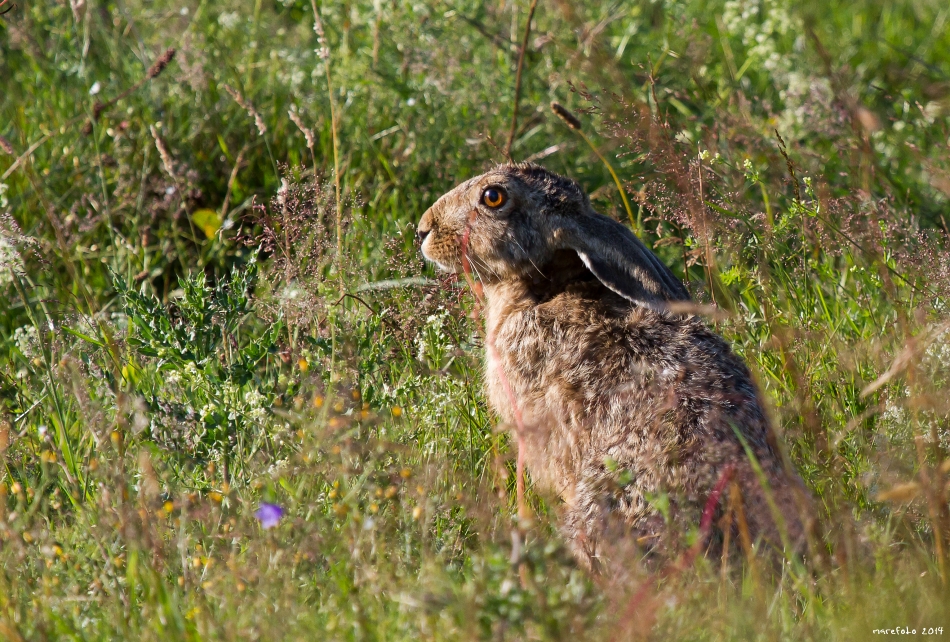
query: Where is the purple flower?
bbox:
[254,502,284,529]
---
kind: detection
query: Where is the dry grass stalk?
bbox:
[288,108,317,179]
[310,0,343,268]
[505,0,540,159]
[551,101,638,232]
[222,83,267,137]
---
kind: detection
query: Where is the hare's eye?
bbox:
[481,187,506,209]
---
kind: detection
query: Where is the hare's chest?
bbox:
[483,306,593,476]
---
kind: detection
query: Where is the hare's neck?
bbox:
[482,280,534,334]
[480,279,579,504]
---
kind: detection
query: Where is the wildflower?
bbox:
[244,389,264,407]
[217,11,239,29]
[89,81,101,96]
[12,326,37,359]
[254,502,284,529]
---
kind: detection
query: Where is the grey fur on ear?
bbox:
[555,213,691,306]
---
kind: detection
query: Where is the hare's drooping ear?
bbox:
[556,213,691,307]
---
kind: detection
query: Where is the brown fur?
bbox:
[418,163,808,569]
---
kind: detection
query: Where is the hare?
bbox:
[417,163,808,569]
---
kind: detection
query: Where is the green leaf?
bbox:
[192,209,223,239]
[62,326,104,347]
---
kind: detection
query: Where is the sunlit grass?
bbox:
[1,0,950,639]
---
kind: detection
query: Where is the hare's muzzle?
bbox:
[416,210,443,266]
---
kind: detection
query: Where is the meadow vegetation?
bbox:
[2,0,950,639]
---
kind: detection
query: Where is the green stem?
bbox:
[579,130,637,233]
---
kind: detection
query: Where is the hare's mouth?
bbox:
[423,255,458,274]
[419,237,459,273]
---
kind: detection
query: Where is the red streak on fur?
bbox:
[614,463,736,640]
[459,209,528,519]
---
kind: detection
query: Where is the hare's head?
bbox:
[417,163,689,305]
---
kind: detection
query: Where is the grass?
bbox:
[1,0,950,639]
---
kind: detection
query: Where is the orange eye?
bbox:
[481,187,506,208]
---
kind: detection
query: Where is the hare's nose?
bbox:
[417,214,433,243]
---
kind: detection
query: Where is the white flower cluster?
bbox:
[0,231,23,287]
[13,325,39,359]
[273,49,309,90]
[721,0,831,137]
[244,389,268,423]
[415,309,454,367]
[722,0,796,74]
[217,11,239,30]
[925,328,950,367]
